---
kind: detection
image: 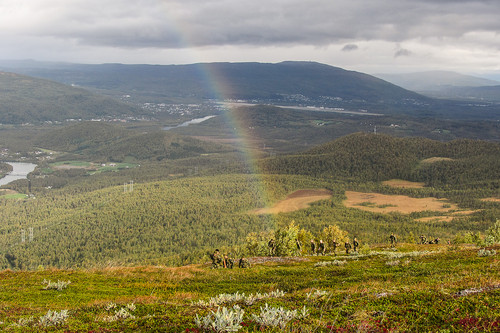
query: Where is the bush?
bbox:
[251,303,308,329]
[274,222,300,256]
[477,248,496,257]
[38,310,69,327]
[245,221,303,256]
[453,231,484,245]
[194,305,244,333]
[42,279,71,291]
[485,220,500,246]
[193,290,286,307]
[321,224,348,253]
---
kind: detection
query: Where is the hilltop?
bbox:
[0,242,498,332]
[376,71,499,92]
[376,71,500,101]
[0,72,144,124]
[261,132,500,185]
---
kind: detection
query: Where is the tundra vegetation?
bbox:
[0,240,498,332]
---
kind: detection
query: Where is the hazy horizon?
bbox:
[1,1,500,78]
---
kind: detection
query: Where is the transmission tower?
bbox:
[124,180,134,193]
[21,229,26,243]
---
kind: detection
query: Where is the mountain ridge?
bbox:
[375,70,500,101]
[0,60,430,107]
[0,71,144,124]
[1,61,499,123]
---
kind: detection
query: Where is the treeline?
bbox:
[260,133,500,186]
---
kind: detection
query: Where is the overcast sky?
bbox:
[1,0,499,76]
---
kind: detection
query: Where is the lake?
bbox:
[0,162,37,186]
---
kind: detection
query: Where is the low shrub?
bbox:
[38,310,69,327]
[194,305,244,333]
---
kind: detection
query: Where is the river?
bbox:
[163,115,217,131]
[0,162,37,186]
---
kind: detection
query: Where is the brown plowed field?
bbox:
[382,179,425,188]
[252,189,332,214]
[343,191,458,214]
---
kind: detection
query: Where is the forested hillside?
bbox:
[3,60,500,121]
[1,172,498,270]
[0,175,321,269]
[35,122,234,162]
[1,61,427,106]
[1,131,499,270]
[0,72,143,124]
[261,133,500,186]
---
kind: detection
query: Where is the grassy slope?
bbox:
[0,243,498,332]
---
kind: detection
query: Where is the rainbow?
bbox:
[201,63,273,213]
[158,4,275,221]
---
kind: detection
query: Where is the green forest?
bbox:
[0,129,498,270]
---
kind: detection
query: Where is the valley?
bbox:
[0,61,498,332]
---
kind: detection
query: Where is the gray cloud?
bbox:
[342,44,359,52]
[394,48,412,58]
[2,0,500,48]
[0,0,499,73]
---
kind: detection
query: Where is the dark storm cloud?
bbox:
[3,0,499,49]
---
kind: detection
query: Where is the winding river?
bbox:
[0,162,37,186]
[163,115,216,131]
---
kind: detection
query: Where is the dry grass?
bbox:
[343,191,458,214]
[382,179,425,188]
[420,157,454,164]
[252,189,332,214]
[481,197,500,203]
[52,164,95,170]
[95,265,203,280]
[416,216,456,222]
[416,210,479,222]
[0,189,18,195]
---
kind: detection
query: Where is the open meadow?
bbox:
[0,243,498,332]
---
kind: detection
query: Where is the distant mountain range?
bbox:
[375,71,500,101]
[0,60,426,105]
[0,61,499,124]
